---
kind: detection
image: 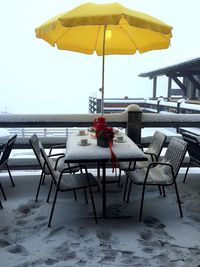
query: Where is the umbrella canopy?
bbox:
[35,2,172,114]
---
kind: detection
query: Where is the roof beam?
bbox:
[186,75,200,91]
[167,74,187,95]
[174,70,200,76]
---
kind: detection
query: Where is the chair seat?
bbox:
[126,164,173,185]
[53,158,80,173]
[119,161,134,171]
[119,154,153,171]
[54,172,98,191]
[45,158,80,174]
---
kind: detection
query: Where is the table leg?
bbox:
[101,160,132,219]
[102,161,106,218]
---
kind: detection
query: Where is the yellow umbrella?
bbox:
[35,2,172,114]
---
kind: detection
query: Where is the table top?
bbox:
[65,132,147,163]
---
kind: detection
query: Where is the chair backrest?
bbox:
[39,142,57,184]
[29,134,45,169]
[182,132,200,164]
[161,137,187,177]
[146,131,167,160]
[0,134,17,166]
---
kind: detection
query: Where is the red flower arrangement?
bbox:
[92,116,117,171]
[92,116,114,148]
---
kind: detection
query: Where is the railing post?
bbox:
[157,99,161,113]
[126,110,142,144]
[177,102,181,113]
[97,98,101,113]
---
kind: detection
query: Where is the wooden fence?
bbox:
[1,109,200,170]
[1,109,200,147]
[89,97,200,114]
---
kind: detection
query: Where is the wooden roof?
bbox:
[139,57,200,79]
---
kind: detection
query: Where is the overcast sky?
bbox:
[1,0,200,114]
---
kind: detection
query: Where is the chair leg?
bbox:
[183,159,191,183]
[84,188,88,204]
[96,182,101,192]
[41,172,46,185]
[35,172,45,202]
[6,163,15,187]
[123,176,129,201]
[158,185,162,195]
[139,183,146,222]
[87,184,98,223]
[174,182,183,217]
[0,182,6,201]
[48,186,59,227]
[73,190,77,200]
[126,180,133,203]
[162,186,166,197]
[0,200,3,209]
[47,181,53,203]
[97,162,100,178]
[117,169,122,187]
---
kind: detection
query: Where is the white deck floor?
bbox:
[0,168,200,267]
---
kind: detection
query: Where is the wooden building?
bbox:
[139,57,200,102]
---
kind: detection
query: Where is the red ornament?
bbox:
[91,116,118,171]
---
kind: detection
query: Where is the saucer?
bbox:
[77,133,87,136]
[115,139,126,143]
[78,141,91,146]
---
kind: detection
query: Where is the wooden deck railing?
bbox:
[89,97,200,114]
[1,107,200,170]
[1,108,200,147]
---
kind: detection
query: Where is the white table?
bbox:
[65,132,147,218]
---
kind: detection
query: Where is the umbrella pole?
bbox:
[101,25,107,115]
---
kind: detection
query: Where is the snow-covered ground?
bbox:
[0,168,200,267]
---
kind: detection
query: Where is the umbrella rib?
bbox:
[94,26,102,53]
[119,25,138,52]
[54,27,72,46]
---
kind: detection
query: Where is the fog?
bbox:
[1,0,200,114]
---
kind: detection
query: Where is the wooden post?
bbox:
[126,110,142,144]
[157,100,161,113]
[96,99,101,113]
[167,77,172,100]
[153,77,157,98]
[177,102,181,113]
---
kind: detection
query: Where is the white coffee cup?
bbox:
[113,128,119,135]
[79,130,85,135]
[116,135,124,142]
[81,138,88,145]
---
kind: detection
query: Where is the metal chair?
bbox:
[29,134,80,202]
[39,142,98,227]
[0,134,17,206]
[125,137,187,221]
[120,131,167,197]
[182,131,200,183]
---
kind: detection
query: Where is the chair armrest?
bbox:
[48,153,65,158]
[144,152,158,161]
[49,144,66,155]
[53,154,65,170]
[59,164,81,175]
[144,162,174,183]
[182,132,200,144]
[136,144,144,151]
